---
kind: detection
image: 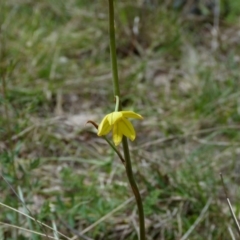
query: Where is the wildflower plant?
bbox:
[89,0,146,239]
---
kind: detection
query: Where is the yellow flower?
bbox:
[98,111,143,146]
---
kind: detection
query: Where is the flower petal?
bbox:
[113,123,123,146]
[107,112,123,125]
[119,118,136,141]
[121,111,143,120]
[98,115,111,136]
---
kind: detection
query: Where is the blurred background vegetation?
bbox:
[1,0,240,239]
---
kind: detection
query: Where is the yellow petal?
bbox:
[98,115,111,136]
[121,111,143,120]
[107,112,123,125]
[113,123,123,146]
[119,118,136,141]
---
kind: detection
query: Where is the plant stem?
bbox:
[87,120,125,165]
[114,95,119,112]
[104,136,125,165]
[108,1,146,239]
[122,137,146,239]
[108,0,120,98]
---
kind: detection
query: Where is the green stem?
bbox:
[109,0,120,98]
[108,1,146,239]
[114,95,120,112]
[103,136,125,165]
[122,137,146,239]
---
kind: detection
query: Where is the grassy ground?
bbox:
[1,0,240,239]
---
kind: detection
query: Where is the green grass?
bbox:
[1,0,240,239]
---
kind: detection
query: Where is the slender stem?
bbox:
[122,137,146,239]
[114,95,119,112]
[108,1,146,239]
[103,136,125,165]
[87,120,125,165]
[108,0,120,98]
